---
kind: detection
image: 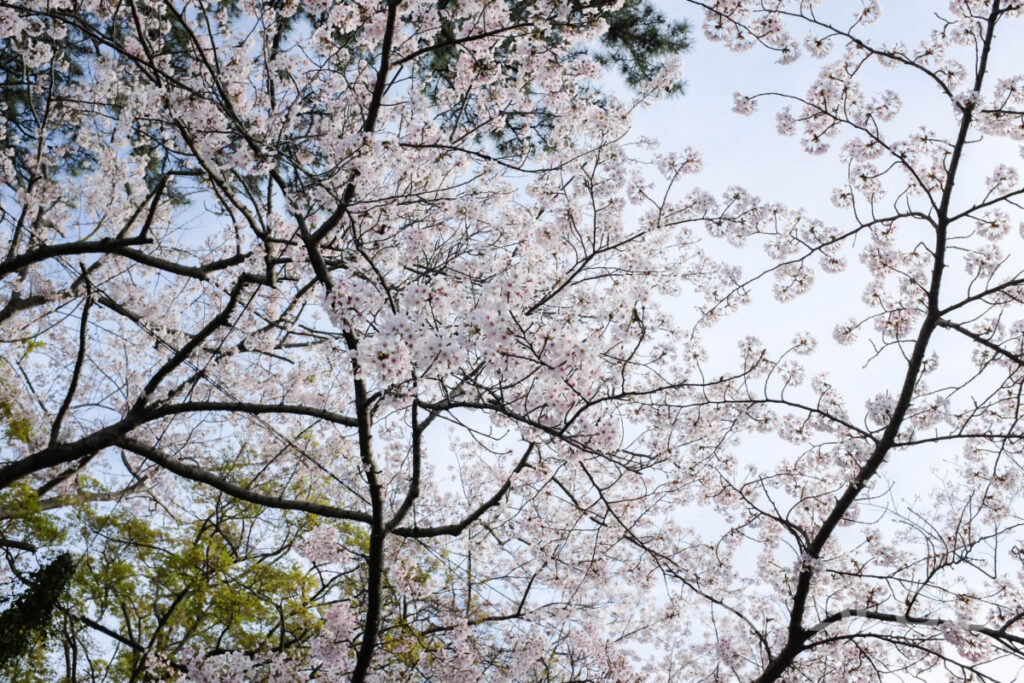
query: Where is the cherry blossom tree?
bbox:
[7,0,1024,681]
[631,0,1024,680]
[0,0,698,680]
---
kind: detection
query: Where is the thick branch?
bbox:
[810,608,1024,647]
[115,438,373,525]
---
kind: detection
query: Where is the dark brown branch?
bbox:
[394,444,534,538]
[939,276,1024,316]
[0,421,137,491]
[0,237,150,279]
[754,3,1003,680]
[50,289,92,447]
[0,537,37,552]
[938,318,1024,366]
[134,273,264,410]
[810,608,1024,647]
[147,401,359,427]
[115,437,373,525]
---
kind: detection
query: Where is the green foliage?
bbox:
[73,497,324,678]
[0,484,62,545]
[20,340,45,356]
[595,0,691,93]
[389,0,689,80]
[0,378,32,445]
[0,479,344,680]
[2,412,32,444]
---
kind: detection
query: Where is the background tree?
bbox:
[0,553,73,673]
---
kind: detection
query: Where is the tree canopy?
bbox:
[4,0,1024,681]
